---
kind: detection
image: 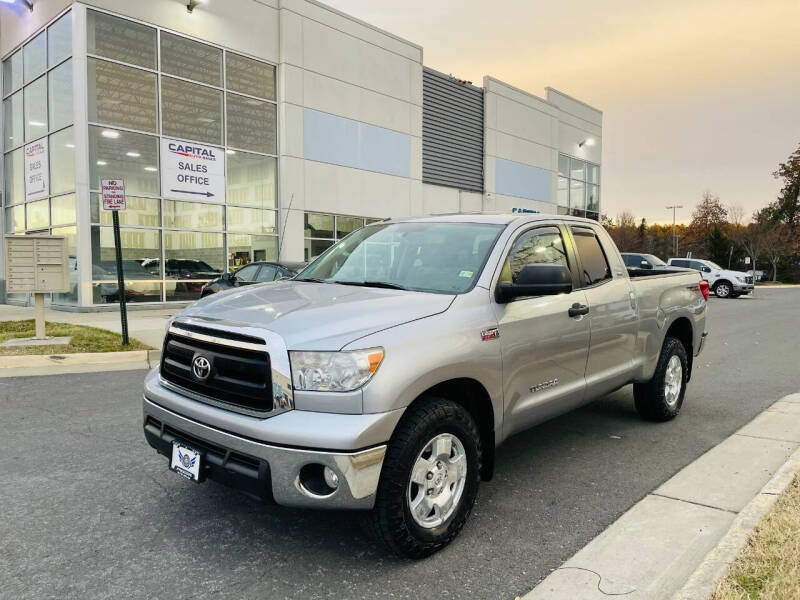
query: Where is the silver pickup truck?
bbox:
[143,214,708,557]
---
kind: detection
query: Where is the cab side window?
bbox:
[571,227,612,286]
[255,265,278,282]
[235,264,260,282]
[622,254,640,267]
[500,227,569,284]
[671,259,690,268]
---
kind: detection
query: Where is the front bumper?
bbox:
[733,283,754,293]
[143,397,386,510]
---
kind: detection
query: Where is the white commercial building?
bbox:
[1,0,602,308]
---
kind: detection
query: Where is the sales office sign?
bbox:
[160,138,225,204]
[24,139,50,201]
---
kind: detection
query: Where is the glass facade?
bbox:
[84,8,278,304]
[303,212,383,261]
[557,153,600,220]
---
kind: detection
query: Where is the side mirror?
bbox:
[496,264,572,303]
[701,266,711,273]
[222,271,236,281]
[640,260,653,270]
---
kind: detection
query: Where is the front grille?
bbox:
[160,325,273,413]
[745,276,753,284]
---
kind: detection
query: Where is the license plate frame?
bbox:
[170,442,202,482]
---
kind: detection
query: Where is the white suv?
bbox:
[668,258,754,298]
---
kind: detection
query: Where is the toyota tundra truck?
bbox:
[143,214,709,557]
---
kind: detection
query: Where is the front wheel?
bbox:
[366,397,482,558]
[713,281,732,298]
[633,336,688,421]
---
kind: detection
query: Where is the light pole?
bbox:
[666,205,683,256]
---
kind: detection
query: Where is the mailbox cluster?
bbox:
[4,236,69,295]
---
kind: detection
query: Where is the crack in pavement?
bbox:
[553,566,636,596]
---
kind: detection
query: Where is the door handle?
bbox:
[568,303,589,318]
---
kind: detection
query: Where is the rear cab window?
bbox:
[571,226,612,286]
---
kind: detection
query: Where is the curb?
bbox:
[0,349,161,376]
[671,444,800,600]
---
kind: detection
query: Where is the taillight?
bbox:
[699,280,709,302]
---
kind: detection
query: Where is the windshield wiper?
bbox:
[334,280,408,290]
[294,277,328,283]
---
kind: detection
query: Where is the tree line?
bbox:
[601,144,800,282]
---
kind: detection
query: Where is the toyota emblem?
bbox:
[192,355,211,380]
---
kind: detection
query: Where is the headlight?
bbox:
[735,275,744,282]
[290,348,384,392]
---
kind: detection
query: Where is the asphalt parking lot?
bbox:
[2,288,799,600]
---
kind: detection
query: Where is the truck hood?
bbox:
[179,280,455,350]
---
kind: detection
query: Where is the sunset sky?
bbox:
[328,0,800,224]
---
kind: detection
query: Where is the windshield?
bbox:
[296,222,504,294]
[644,254,667,266]
[707,260,722,270]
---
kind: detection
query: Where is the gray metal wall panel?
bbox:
[422,68,484,192]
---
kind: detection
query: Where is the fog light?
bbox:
[323,466,339,489]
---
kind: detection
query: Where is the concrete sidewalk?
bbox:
[523,393,800,600]
[0,303,174,349]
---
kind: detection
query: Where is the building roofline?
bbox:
[545,87,603,116]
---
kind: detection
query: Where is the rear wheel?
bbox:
[713,281,732,298]
[634,336,688,421]
[367,397,481,558]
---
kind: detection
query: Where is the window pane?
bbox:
[3,50,23,96]
[87,10,156,69]
[587,184,600,213]
[23,31,47,84]
[570,157,585,181]
[24,76,48,142]
[48,59,73,130]
[336,216,363,239]
[571,228,611,286]
[91,193,160,226]
[51,224,78,304]
[304,212,333,238]
[234,263,260,281]
[3,148,24,205]
[88,58,158,133]
[304,238,333,262]
[226,93,276,153]
[163,199,223,230]
[226,151,275,208]
[48,11,72,66]
[3,92,22,150]
[366,218,383,224]
[91,226,161,281]
[226,53,275,100]
[558,154,569,177]
[49,126,75,195]
[255,265,277,282]
[557,176,568,208]
[228,234,277,268]
[51,193,76,226]
[503,227,569,284]
[89,126,159,195]
[226,206,276,233]
[587,163,599,185]
[161,76,222,144]
[5,205,24,233]
[570,180,585,212]
[161,32,221,86]
[586,212,600,222]
[26,198,50,229]
[163,231,225,284]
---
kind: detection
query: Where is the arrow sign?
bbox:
[170,189,215,197]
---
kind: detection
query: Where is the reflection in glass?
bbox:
[91,226,161,280]
[226,206,276,234]
[88,58,158,133]
[91,193,160,226]
[24,76,48,142]
[51,194,77,226]
[587,184,600,213]
[23,31,47,84]
[557,176,568,208]
[26,198,50,230]
[5,205,24,233]
[304,212,334,239]
[558,154,569,177]
[163,231,225,282]
[3,148,24,204]
[304,238,334,262]
[570,157,585,182]
[52,225,78,304]
[48,11,72,67]
[587,163,600,185]
[336,216,363,239]
[50,127,75,195]
[87,10,157,69]
[226,93,276,153]
[160,32,222,86]
[89,126,159,195]
[48,59,73,130]
[93,281,163,304]
[226,53,275,100]
[570,180,585,212]
[161,76,223,145]
[226,151,276,208]
[3,92,22,150]
[163,200,223,230]
[3,50,23,96]
[228,234,278,269]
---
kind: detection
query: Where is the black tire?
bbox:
[366,397,482,558]
[713,280,732,298]
[633,336,688,422]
